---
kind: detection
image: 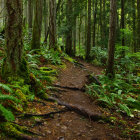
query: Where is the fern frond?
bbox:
[0,83,13,93]
[0,104,15,121]
[0,95,20,103]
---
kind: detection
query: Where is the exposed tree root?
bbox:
[53,84,85,92]
[47,96,109,122]
[0,122,40,140]
[29,100,46,106]
[18,109,68,118]
[86,74,101,85]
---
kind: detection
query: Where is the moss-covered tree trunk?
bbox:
[2,0,28,79]
[31,0,43,50]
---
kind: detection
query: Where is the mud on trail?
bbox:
[15,60,123,140]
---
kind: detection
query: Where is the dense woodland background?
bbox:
[0,0,139,139]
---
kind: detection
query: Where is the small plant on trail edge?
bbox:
[86,74,140,117]
[0,84,20,121]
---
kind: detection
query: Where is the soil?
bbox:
[14,60,124,140]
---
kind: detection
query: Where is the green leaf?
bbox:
[118,103,133,117]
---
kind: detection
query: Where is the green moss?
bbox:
[1,57,30,83]
[15,89,27,102]
[0,122,23,138]
[40,67,57,76]
[64,56,75,63]
[58,63,67,69]
[18,57,30,83]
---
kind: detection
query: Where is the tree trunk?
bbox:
[106,0,117,78]
[28,0,33,29]
[93,0,97,47]
[49,0,57,50]
[73,0,77,56]
[2,0,28,79]
[137,0,140,51]
[121,0,125,56]
[86,0,91,60]
[66,0,73,55]
[132,0,136,52]
[31,0,43,50]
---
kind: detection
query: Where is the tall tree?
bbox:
[86,0,91,60]
[73,0,77,55]
[106,0,117,78]
[28,0,33,29]
[31,0,43,50]
[49,0,57,49]
[2,0,28,78]
[121,0,125,54]
[132,0,136,52]
[66,0,73,55]
[137,0,140,51]
[93,0,97,47]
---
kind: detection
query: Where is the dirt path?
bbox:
[17,60,123,140]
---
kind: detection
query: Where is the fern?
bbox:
[0,94,20,103]
[0,104,15,121]
[0,83,13,93]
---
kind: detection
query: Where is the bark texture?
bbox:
[31,0,43,50]
[28,0,33,29]
[137,0,140,51]
[66,0,73,55]
[106,0,117,78]
[86,0,91,60]
[49,0,57,49]
[2,0,27,79]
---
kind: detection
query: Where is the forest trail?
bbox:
[17,60,122,140]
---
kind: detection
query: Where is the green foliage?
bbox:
[86,74,140,117]
[0,94,20,121]
[90,47,107,66]
[0,83,13,93]
[0,94,20,103]
[0,104,15,121]
[42,49,62,65]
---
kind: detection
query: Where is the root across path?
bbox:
[16,60,123,140]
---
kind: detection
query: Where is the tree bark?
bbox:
[106,0,117,78]
[132,0,136,52]
[86,0,91,60]
[2,0,24,78]
[121,0,125,56]
[137,0,140,51]
[93,0,97,47]
[28,0,33,29]
[49,0,57,50]
[66,0,73,55]
[31,0,43,50]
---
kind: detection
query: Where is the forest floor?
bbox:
[12,59,127,140]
